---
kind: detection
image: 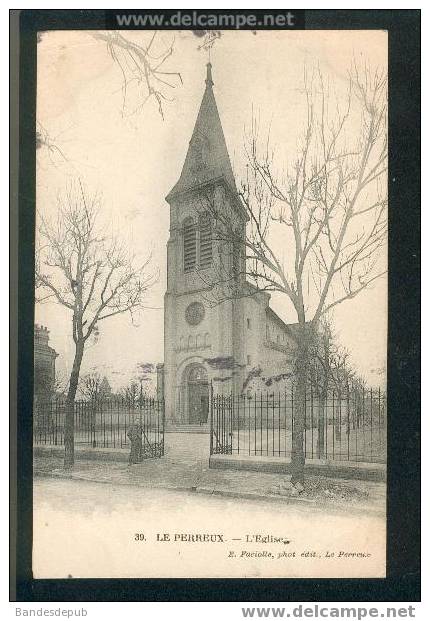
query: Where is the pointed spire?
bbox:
[205,62,214,87]
[166,63,236,202]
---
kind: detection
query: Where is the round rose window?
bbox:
[185,302,205,326]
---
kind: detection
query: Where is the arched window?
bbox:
[199,212,212,269]
[188,364,208,383]
[183,217,197,272]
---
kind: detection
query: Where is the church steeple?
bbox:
[166,63,236,201]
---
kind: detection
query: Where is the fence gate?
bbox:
[33,396,165,459]
[210,394,233,455]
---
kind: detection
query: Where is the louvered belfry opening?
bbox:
[183,217,197,272]
[199,213,212,269]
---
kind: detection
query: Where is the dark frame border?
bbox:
[11,9,420,602]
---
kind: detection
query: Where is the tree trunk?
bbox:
[64,342,84,469]
[290,338,309,486]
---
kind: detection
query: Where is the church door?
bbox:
[187,365,209,424]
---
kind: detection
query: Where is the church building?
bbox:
[162,64,296,426]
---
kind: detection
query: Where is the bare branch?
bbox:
[91,31,182,118]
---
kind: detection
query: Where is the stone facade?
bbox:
[163,64,296,425]
[34,324,58,401]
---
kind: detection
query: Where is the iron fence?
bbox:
[33,396,165,458]
[210,388,386,464]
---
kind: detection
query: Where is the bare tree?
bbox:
[91,31,182,118]
[307,319,356,455]
[122,380,141,407]
[204,61,387,486]
[307,319,333,458]
[36,181,156,468]
[350,374,369,430]
[79,371,112,441]
[315,335,355,441]
[79,371,103,402]
[53,370,69,398]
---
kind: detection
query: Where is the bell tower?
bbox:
[163,64,247,425]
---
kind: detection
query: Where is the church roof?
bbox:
[266,307,296,336]
[266,308,313,343]
[166,63,237,202]
[243,285,305,343]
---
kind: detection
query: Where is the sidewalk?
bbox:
[34,433,386,515]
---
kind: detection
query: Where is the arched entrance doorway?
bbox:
[184,363,209,424]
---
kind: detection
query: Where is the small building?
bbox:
[162,64,297,426]
[34,324,58,401]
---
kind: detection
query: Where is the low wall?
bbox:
[34,444,129,463]
[209,454,386,482]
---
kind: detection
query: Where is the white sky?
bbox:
[35,29,387,390]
